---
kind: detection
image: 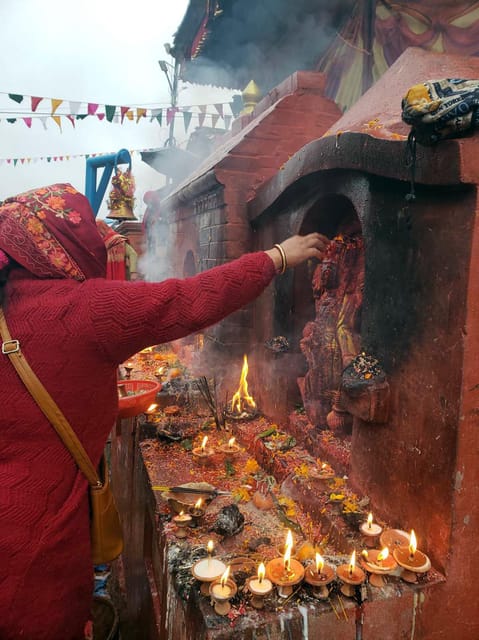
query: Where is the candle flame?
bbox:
[367,512,373,529]
[228,437,236,448]
[207,540,214,555]
[377,547,389,562]
[201,436,208,452]
[194,498,203,509]
[231,355,256,414]
[146,403,158,413]
[361,550,369,560]
[349,550,356,575]
[284,545,291,572]
[285,529,293,550]
[258,562,265,583]
[409,530,417,558]
[157,366,165,375]
[179,510,184,516]
[220,565,230,588]
[315,552,324,574]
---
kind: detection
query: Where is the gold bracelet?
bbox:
[273,243,287,275]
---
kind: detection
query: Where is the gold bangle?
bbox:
[273,243,287,275]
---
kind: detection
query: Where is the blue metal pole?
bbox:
[85,148,131,217]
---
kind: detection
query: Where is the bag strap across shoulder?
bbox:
[0,307,100,487]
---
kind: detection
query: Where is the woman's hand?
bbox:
[265,233,330,272]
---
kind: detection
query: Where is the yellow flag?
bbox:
[136,108,146,123]
[51,98,63,115]
[52,115,62,131]
[126,109,134,121]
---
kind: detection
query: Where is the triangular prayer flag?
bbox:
[97,113,105,121]
[198,104,207,114]
[88,103,99,115]
[136,108,146,123]
[52,115,62,131]
[155,111,163,126]
[230,95,243,117]
[47,157,52,162]
[39,117,48,130]
[183,111,192,133]
[13,159,18,166]
[150,108,162,123]
[211,114,220,128]
[31,96,43,112]
[69,101,81,115]
[27,158,32,163]
[8,94,23,103]
[66,115,76,128]
[6,118,16,124]
[198,111,206,127]
[23,117,32,128]
[75,114,88,120]
[214,103,224,118]
[6,159,11,164]
[51,99,63,115]
[21,158,25,164]
[105,105,116,122]
[120,107,130,123]
[125,109,134,121]
[166,107,178,125]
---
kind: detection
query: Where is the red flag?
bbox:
[88,103,99,115]
[120,106,130,123]
[31,97,43,112]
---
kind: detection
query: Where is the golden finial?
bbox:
[241,80,261,115]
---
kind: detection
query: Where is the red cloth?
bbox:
[0,187,276,639]
[0,255,274,639]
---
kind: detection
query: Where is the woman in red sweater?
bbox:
[0,184,328,639]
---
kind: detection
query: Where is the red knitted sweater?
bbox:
[0,252,275,639]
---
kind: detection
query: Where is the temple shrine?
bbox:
[109,2,479,639]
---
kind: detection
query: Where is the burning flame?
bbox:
[377,547,389,563]
[258,562,265,584]
[367,512,373,529]
[285,529,293,550]
[315,552,324,574]
[228,437,236,449]
[201,436,208,453]
[349,550,356,576]
[207,540,214,555]
[220,566,230,588]
[231,355,256,414]
[194,498,203,510]
[284,545,291,572]
[146,403,158,414]
[409,530,417,558]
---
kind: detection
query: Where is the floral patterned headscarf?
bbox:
[0,184,106,280]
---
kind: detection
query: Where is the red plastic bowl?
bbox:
[117,380,161,419]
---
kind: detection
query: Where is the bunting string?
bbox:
[0,147,172,167]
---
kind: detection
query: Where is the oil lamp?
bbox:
[310,461,335,481]
[172,511,192,538]
[360,512,383,548]
[266,542,305,598]
[144,403,158,423]
[188,498,205,526]
[304,552,336,599]
[192,541,226,596]
[209,566,237,616]
[192,435,215,465]
[337,550,366,597]
[393,529,431,583]
[124,362,134,379]
[360,547,398,588]
[219,436,241,459]
[247,562,273,609]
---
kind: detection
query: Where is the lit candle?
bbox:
[349,550,356,577]
[249,563,273,595]
[211,566,232,598]
[228,437,236,450]
[367,512,373,530]
[360,512,382,544]
[409,529,417,561]
[201,436,208,454]
[315,552,324,576]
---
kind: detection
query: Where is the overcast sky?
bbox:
[0,0,234,217]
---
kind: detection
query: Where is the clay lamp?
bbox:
[209,566,237,616]
[188,498,205,527]
[277,529,296,557]
[360,512,383,548]
[266,543,305,598]
[192,541,227,596]
[247,562,273,609]
[393,529,431,584]
[304,552,336,599]
[172,511,192,538]
[139,347,153,362]
[219,437,241,460]
[337,550,366,597]
[124,362,134,379]
[192,436,215,465]
[144,403,159,423]
[310,461,335,481]
[360,547,397,588]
